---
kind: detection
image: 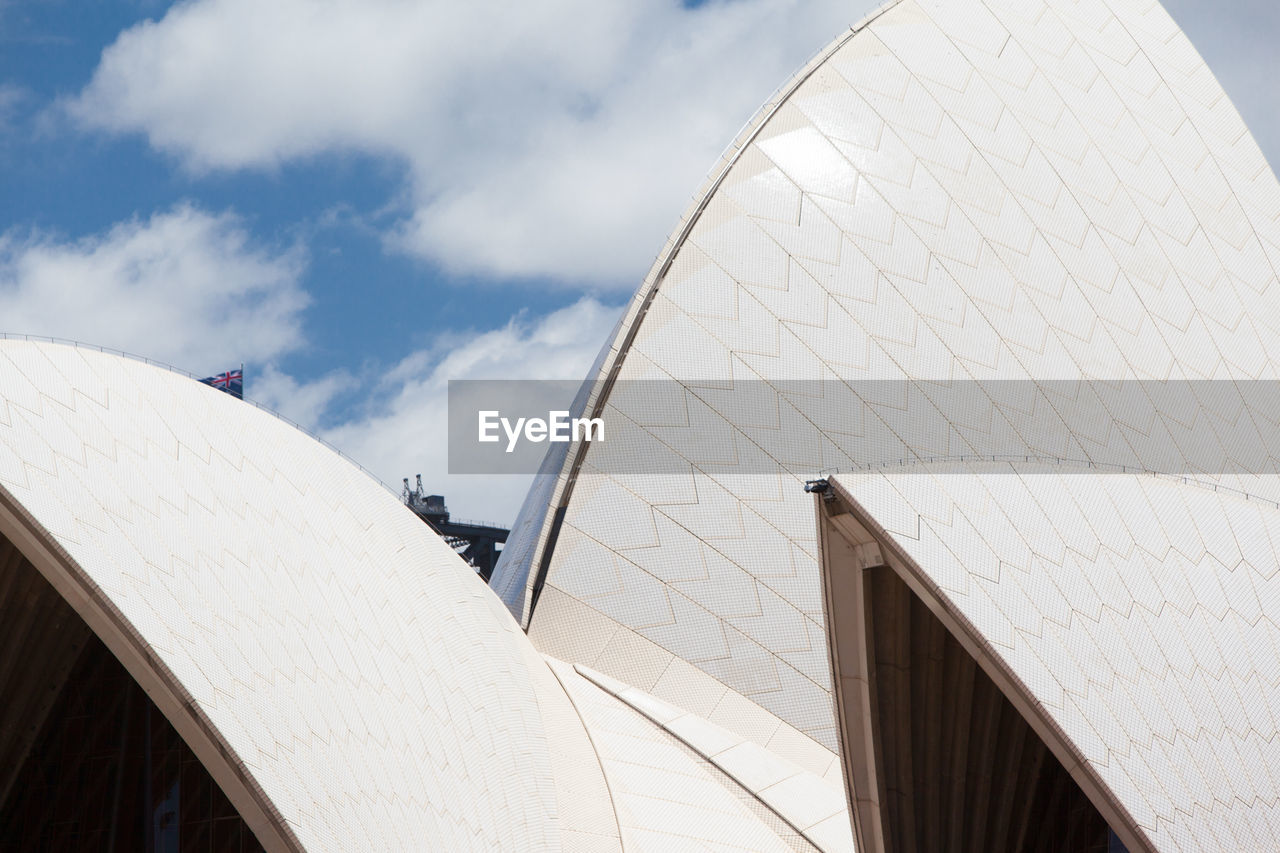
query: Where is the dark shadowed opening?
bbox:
[0,533,264,853]
[863,564,1126,853]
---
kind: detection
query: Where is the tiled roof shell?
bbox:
[0,340,560,852]
[494,0,1280,782]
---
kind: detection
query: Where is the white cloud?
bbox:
[0,204,306,371]
[0,84,22,132]
[314,296,622,524]
[251,362,355,430]
[66,0,870,285]
[0,192,616,522]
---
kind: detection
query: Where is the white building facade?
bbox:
[4,0,1280,850]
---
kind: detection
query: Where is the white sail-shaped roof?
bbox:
[0,338,843,852]
[0,339,562,851]
[827,464,1280,851]
[493,0,1280,769]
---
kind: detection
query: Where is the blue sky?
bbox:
[1,0,1276,523]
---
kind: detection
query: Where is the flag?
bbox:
[199,368,243,399]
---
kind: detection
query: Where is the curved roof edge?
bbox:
[572,661,854,852]
[822,469,1158,852]
[0,484,302,853]
[0,338,566,851]
[0,332,398,501]
[492,0,910,628]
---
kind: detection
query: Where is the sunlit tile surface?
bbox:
[835,464,1280,851]
[496,0,1280,784]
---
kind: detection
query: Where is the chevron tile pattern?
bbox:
[834,464,1280,851]
[0,340,561,852]
[503,0,1280,764]
[0,339,851,853]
